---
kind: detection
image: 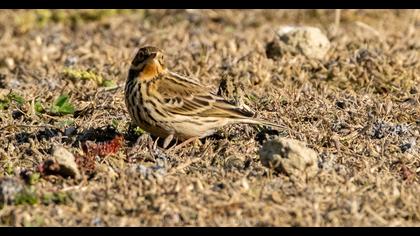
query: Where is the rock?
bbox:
[368,120,409,139]
[259,137,319,179]
[11,110,24,120]
[4,57,15,70]
[265,40,283,60]
[126,151,168,180]
[64,126,77,136]
[0,177,24,204]
[42,146,81,179]
[64,56,78,67]
[266,26,330,60]
[96,163,117,179]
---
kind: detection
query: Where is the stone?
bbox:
[43,146,81,179]
[260,137,319,179]
[4,57,15,70]
[266,26,330,60]
[0,177,24,204]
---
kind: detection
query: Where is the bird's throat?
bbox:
[139,60,164,82]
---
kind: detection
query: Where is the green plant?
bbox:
[14,190,38,205]
[0,92,25,110]
[50,94,75,115]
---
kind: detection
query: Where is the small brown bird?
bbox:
[125,46,283,148]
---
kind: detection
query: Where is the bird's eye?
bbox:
[132,50,146,67]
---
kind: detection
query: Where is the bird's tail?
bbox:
[234,118,287,130]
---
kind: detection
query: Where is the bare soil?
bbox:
[0,10,419,226]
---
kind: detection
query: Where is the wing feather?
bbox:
[153,72,254,119]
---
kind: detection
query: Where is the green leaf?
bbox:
[101,79,117,88]
[57,119,74,127]
[111,119,119,129]
[34,100,44,114]
[8,92,25,106]
[58,103,75,114]
[0,92,25,110]
[54,95,69,107]
[50,94,75,115]
[28,172,40,185]
[63,68,103,85]
[0,99,9,110]
[52,192,70,204]
[5,163,14,175]
[134,126,144,135]
[42,192,71,205]
[14,190,38,205]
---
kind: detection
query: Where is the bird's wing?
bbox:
[154,72,254,119]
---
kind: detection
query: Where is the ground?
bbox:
[0,10,419,226]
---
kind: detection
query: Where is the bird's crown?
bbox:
[132,46,163,67]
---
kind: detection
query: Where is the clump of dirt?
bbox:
[260,137,319,180]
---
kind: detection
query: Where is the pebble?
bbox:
[0,177,24,204]
[44,146,81,179]
[4,57,15,70]
[266,26,330,60]
[259,137,319,179]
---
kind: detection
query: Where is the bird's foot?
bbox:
[163,134,175,149]
[167,137,202,153]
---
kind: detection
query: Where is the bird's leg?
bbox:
[135,133,151,148]
[152,137,160,151]
[163,133,174,149]
[169,137,201,153]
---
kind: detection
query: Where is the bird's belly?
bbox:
[134,120,216,141]
[128,99,229,140]
[168,117,229,140]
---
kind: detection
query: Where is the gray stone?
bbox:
[260,137,319,179]
[51,146,81,179]
[267,26,331,60]
[0,177,24,204]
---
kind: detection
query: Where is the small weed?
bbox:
[134,126,145,135]
[50,94,75,115]
[34,100,44,114]
[63,68,117,88]
[28,172,40,185]
[14,189,38,206]
[42,192,71,205]
[0,92,25,110]
[5,164,14,175]
[63,68,104,85]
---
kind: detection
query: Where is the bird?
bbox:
[124,46,284,149]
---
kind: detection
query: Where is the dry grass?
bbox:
[0,9,419,226]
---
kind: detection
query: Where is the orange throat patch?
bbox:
[139,60,163,81]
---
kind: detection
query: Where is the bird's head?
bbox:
[131,46,165,71]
